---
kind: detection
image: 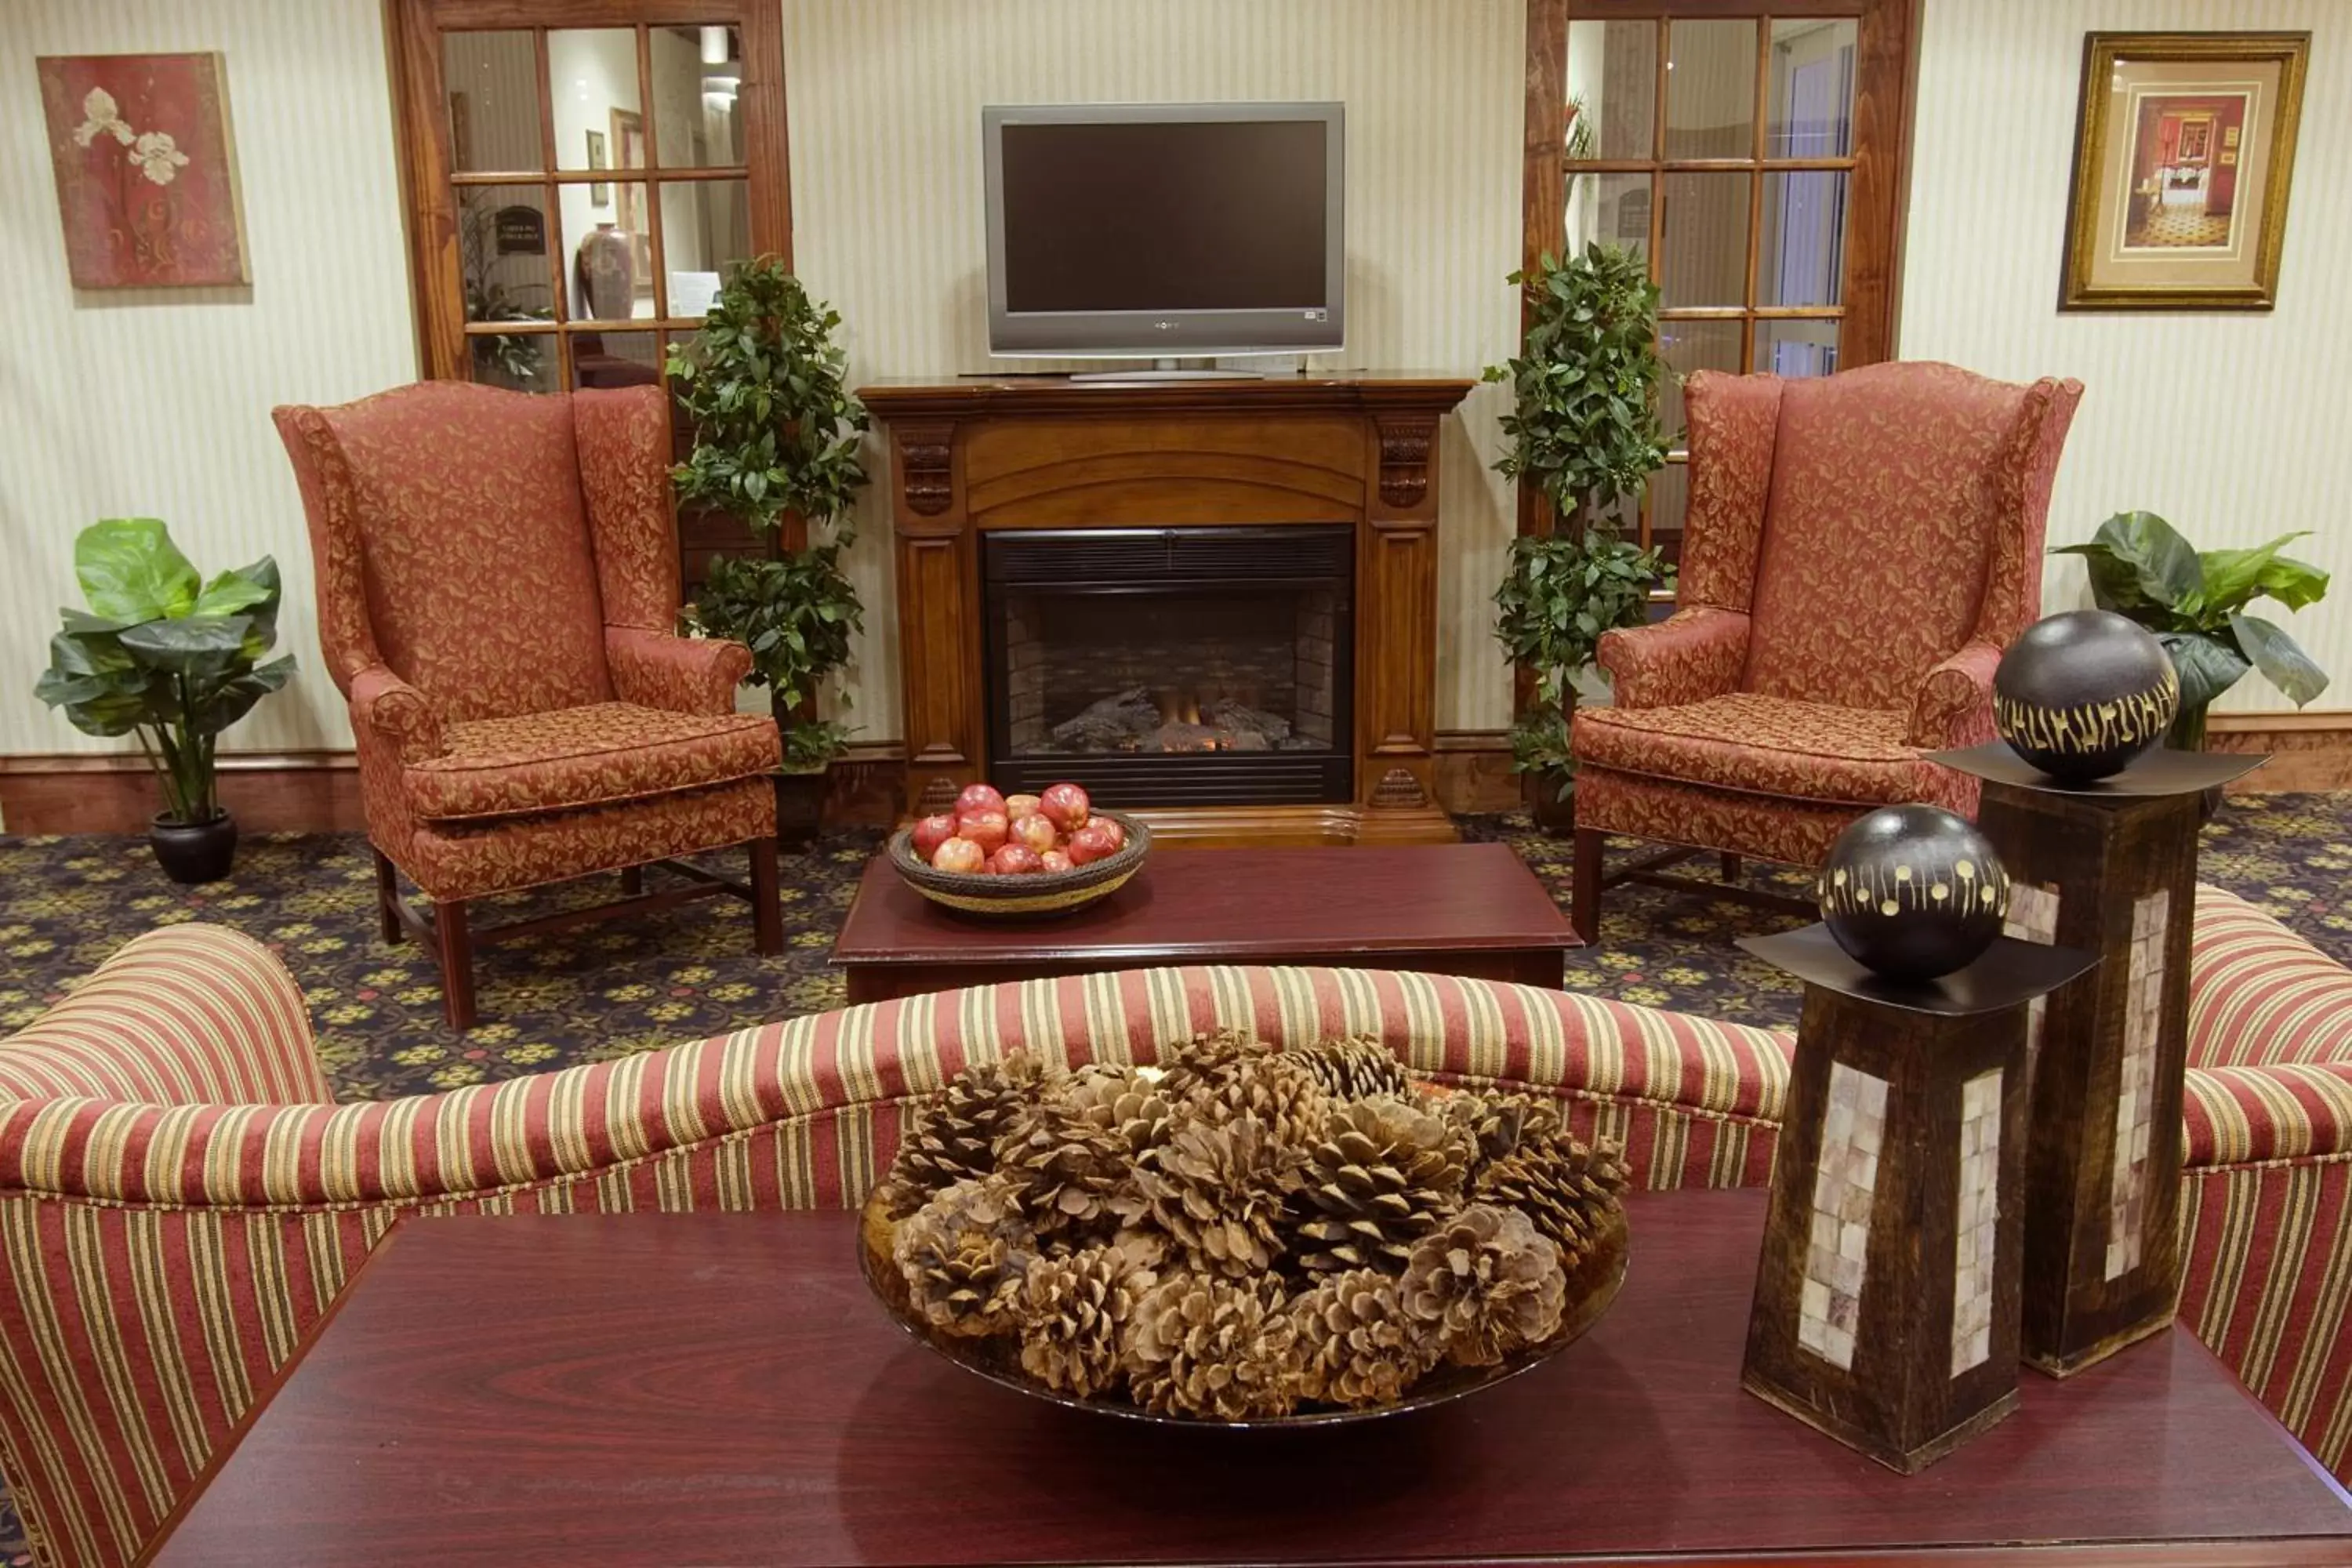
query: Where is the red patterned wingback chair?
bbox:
[272,383,782,1029]
[1567,361,2084,939]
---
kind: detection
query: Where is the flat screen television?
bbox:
[982,102,1345,361]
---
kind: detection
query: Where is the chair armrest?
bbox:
[0,925,329,1105]
[607,627,752,717]
[1595,608,1750,711]
[350,663,446,764]
[1906,639,2003,750]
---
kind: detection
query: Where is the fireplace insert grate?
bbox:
[981,525,1355,808]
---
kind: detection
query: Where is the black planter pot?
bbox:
[774,770,826,848]
[150,811,238,884]
[1527,771,1576,837]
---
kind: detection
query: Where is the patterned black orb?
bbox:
[1993,610,2179,784]
[1816,805,2010,982]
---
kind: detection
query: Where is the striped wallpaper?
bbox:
[0,0,418,757]
[1898,0,2350,714]
[0,0,2343,770]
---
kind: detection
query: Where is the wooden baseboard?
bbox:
[6,717,2342,836]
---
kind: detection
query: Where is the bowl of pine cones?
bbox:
[858,1029,1630,1425]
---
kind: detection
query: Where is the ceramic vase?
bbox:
[1992,611,2179,785]
[1817,805,2009,982]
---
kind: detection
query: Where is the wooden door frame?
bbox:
[382,0,792,383]
[1515,0,1921,541]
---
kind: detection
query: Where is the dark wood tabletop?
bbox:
[149,1190,2352,1566]
[831,842,1579,1002]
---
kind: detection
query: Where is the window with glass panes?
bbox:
[391,1,789,394]
[1530,2,1914,587]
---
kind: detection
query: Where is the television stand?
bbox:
[1068,358,1264,383]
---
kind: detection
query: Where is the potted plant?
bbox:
[666,256,869,843]
[2053,510,2330,749]
[1483,243,1675,830]
[34,518,297,882]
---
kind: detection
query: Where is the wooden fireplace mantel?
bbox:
[861,372,1475,847]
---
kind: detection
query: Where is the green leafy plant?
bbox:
[1483,244,1675,799]
[666,257,871,767]
[678,550,863,772]
[1483,242,1668,528]
[34,519,297,824]
[1493,530,1675,797]
[2054,510,2330,750]
[666,256,868,535]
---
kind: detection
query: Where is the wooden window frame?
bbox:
[1516,0,1919,545]
[385,0,792,387]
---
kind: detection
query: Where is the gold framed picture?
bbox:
[2060,31,2309,311]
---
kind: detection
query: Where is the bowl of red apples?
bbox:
[888,782,1149,917]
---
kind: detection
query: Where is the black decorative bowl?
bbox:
[1816,805,2010,982]
[888,810,1150,918]
[856,1186,1629,1428]
[1993,609,2179,784]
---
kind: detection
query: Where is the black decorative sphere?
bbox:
[1816,805,2010,982]
[1993,609,2178,784]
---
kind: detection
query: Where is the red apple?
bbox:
[1040,782,1091,833]
[1065,822,1117,866]
[1092,816,1126,851]
[910,813,958,861]
[956,783,1007,818]
[1040,849,1073,874]
[930,837,986,874]
[1005,793,1044,821]
[957,809,1010,856]
[1011,813,1058,856]
[990,844,1044,877]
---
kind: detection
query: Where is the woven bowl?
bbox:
[887,808,1151,917]
[857,1184,1628,1428]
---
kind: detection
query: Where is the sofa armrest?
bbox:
[607,626,753,717]
[350,662,446,764]
[0,925,329,1106]
[1906,639,2003,750]
[1595,607,1750,711]
[2190,883,2352,1069]
[2186,1062,2352,1166]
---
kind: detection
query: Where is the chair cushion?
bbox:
[1573,692,1940,806]
[404,702,778,822]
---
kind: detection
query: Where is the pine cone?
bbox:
[1147,1028,1267,1101]
[1116,1114,1296,1278]
[1443,1090,1566,1169]
[993,1093,1130,1237]
[1290,1036,1414,1102]
[1399,1203,1566,1367]
[1127,1271,1299,1420]
[1290,1268,1438,1407]
[1057,1062,1176,1158]
[1017,1240,1158,1399]
[1287,1096,1472,1275]
[893,1174,1035,1339]
[1179,1051,1332,1145]
[1474,1131,1628,1269]
[890,1052,1049,1212]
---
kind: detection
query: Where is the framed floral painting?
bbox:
[2060,32,2309,311]
[35,52,249,289]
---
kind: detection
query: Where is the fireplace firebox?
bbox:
[982,527,1354,807]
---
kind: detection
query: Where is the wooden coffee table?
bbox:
[830,842,1580,1004]
[148,1191,2352,1566]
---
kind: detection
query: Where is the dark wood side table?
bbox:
[829,842,1581,1004]
[148,1191,2352,1566]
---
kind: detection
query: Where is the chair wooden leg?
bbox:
[620,865,644,895]
[749,836,783,955]
[434,898,477,1031]
[1571,827,1604,945]
[1719,853,1743,884]
[374,850,402,945]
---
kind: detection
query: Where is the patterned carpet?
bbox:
[0,795,2345,1559]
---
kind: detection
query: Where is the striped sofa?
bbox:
[0,887,2347,1566]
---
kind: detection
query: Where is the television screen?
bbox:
[984,103,1345,358]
